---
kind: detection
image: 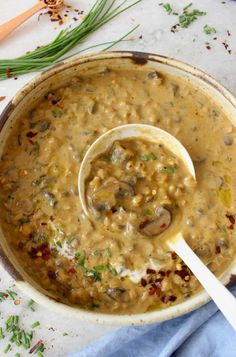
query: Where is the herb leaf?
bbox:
[163,165,175,174]
[203,24,216,34]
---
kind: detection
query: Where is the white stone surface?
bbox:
[0,0,235,356]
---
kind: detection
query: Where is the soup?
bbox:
[0,66,235,314]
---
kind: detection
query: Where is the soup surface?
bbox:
[0,65,236,314]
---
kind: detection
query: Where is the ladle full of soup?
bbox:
[78,124,236,330]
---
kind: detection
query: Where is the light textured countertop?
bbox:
[0,0,236,356]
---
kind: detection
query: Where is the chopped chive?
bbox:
[15,353,21,357]
[140,154,149,161]
[19,215,30,224]
[37,352,44,357]
[55,241,62,248]
[34,342,45,353]
[6,290,17,300]
[203,24,216,34]
[106,247,112,258]
[27,299,36,311]
[143,209,152,216]
[163,165,175,174]
[183,2,193,11]
[52,110,63,118]
[107,264,118,276]
[31,321,40,329]
[63,332,68,336]
[0,327,4,339]
[3,344,11,353]
[150,153,157,160]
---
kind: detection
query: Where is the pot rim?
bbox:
[0,50,236,326]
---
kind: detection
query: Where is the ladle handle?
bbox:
[169,233,236,331]
[0,2,46,41]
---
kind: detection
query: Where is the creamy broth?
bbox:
[0,67,236,314]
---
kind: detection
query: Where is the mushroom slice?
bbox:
[89,181,134,213]
[139,206,171,237]
[90,181,119,212]
[105,287,126,301]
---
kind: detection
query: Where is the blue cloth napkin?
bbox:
[69,283,236,357]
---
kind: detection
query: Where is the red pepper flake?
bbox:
[156,287,161,296]
[17,241,24,249]
[28,139,35,145]
[222,41,229,50]
[139,35,143,39]
[213,37,217,40]
[215,245,221,254]
[162,295,170,304]
[48,270,57,279]
[49,216,55,221]
[73,17,78,21]
[41,222,47,226]
[26,131,38,138]
[158,270,166,276]
[171,252,177,260]
[146,268,156,275]
[166,270,171,277]
[226,214,235,229]
[141,278,147,287]
[228,50,232,55]
[67,267,76,274]
[160,223,166,229]
[206,45,211,50]
[175,268,191,281]
[148,287,156,295]
[0,96,6,102]
[29,243,51,260]
[4,293,8,299]
[227,30,231,37]
[29,339,43,354]
[169,295,177,302]
[139,219,150,230]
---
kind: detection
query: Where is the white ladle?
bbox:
[78,124,236,331]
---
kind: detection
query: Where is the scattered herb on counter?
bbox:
[27,299,36,312]
[204,24,216,34]
[0,290,17,303]
[161,3,173,14]
[3,343,11,354]
[31,321,40,329]
[0,0,141,79]
[179,7,206,28]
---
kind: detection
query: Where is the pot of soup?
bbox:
[0,51,235,325]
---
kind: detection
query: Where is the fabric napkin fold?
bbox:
[69,282,236,357]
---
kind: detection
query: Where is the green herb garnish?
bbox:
[150,153,157,160]
[52,110,63,118]
[203,24,216,34]
[31,321,40,329]
[140,153,157,161]
[106,264,118,276]
[143,209,152,216]
[19,216,30,225]
[0,327,4,339]
[27,299,35,312]
[106,247,112,258]
[55,241,62,248]
[163,3,172,14]
[0,0,141,80]
[139,154,149,161]
[63,332,68,336]
[3,344,11,353]
[86,270,101,282]
[179,7,206,28]
[163,165,175,174]
[6,290,17,300]
[94,250,102,257]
